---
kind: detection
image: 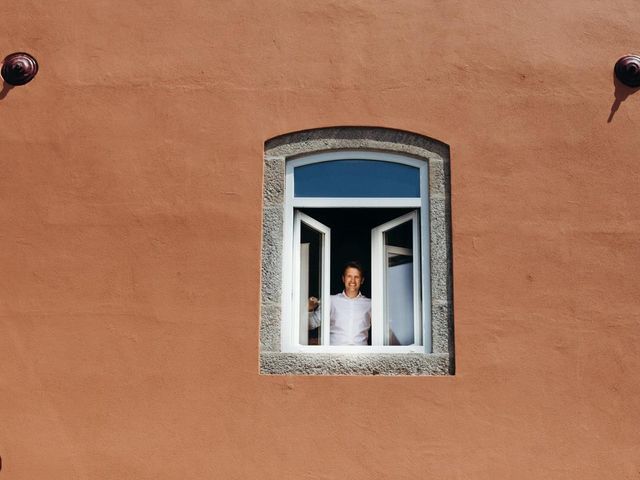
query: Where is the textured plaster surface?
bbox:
[2,1,640,479]
[260,128,454,375]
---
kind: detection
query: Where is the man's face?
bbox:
[342,267,363,298]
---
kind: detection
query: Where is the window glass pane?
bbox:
[294,160,420,197]
[300,222,324,345]
[384,221,415,346]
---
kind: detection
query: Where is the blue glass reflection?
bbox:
[294,160,420,197]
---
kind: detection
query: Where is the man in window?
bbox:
[308,261,372,345]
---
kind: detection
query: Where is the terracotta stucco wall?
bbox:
[1,1,639,478]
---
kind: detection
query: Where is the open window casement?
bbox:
[293,211,330,347]
[371,210,422,348]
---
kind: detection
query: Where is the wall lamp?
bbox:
[614,55,640,88]
[1,52,38,86]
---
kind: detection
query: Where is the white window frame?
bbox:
[281,150,431,354]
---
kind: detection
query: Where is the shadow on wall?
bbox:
[608,71,639,123]
[0,81,15,100]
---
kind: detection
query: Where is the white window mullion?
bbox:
[281,165,295,352]
[292,197,421,208]
[291,213,303,349]
[419,164,431,353]
[412,213,422,346]
[371,228,384,346]
[321,227,331,347]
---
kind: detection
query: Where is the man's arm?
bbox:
[308,297,321,330]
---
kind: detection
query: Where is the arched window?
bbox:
[260,128,453,375]
[284,151,429,352]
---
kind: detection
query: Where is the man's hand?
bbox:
[308,297,319,312]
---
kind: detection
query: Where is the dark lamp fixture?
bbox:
[1,52,39,86]
[614,55,640,88]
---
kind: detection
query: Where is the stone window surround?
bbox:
[260,127,454,375]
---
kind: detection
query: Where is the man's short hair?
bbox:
[342,261,364,277]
